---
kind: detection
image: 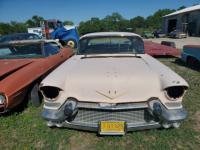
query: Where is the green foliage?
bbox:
[78,12,130,35]
[177,6,186,10]
[135,28,151,35]
[103,12,124,31]
[0,15,45,35]
[0,7,177,36]
[145,9,175,29]
[130,16,145,31]
[25,15,44,28]
[78,17,105,35]
[78,9,175,35]
[63,20,74,26]
[0,22,27,35]
[118,19,131,32]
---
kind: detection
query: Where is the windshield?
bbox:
[77,36,144,55]
[0,43,43,59]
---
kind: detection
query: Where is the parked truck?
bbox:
[28,19,79,48]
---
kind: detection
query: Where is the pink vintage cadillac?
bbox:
[40,32,188,135]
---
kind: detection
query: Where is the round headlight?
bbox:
[40,86,61,101]
[0,94,6,105]
[165,86,186,100]
[64,98,78,119]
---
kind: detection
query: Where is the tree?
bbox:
[177,6,186,10]
[0,6,184,36]
[103,12,124,31]
[0,22,26,35]
[130,16,145,31]
[118,19,130,32]
[145,9,175,29]
[0,23,13,35]
[26,15,44,28]
[78,12,131,35]
[10,21,26,33]
[78,17,104,35]
[63,20,74,26]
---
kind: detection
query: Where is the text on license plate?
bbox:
[100,121,125,135]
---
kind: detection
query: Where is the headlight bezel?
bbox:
[0,93,6,105]
[164,86,187,101]
[40,86,62,102]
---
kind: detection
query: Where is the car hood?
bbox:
[0,59,34,80]
[41,54,163,103]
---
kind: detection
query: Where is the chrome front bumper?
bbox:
[42,100,187,133]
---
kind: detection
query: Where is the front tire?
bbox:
[29,84,41,107]
[187,57,199,69]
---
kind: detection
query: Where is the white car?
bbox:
[169,30,187,39]
[40,32,188,135]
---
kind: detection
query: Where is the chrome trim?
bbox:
[71,108,154,127]
[126,122,161,131]
[43,100,186,134]
[77,102,148,110]
[164,102,182,108]
[58,121,161,132]
[44,101,61,107]
[148,100,187,122]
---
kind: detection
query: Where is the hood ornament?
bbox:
[96,90,125,100]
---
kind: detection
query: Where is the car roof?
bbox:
[80,32,141,39]
[184,45,200,49]
[1,33,38,37]
[0,39,57,47]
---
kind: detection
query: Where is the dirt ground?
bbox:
[146,37,200,49]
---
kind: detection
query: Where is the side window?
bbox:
[27,35,34,40]
[44,43,60,57]
[0,47,12,56]
[33,35,40,39]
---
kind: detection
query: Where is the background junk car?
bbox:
[0,40,73,113]
[40,32,188,135]
[168,30,187,39]
[144,41,180,57]
[0,33,41,43]
[181,45,200,69]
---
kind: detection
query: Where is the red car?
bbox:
[0,40,73,113]
[144,41,180,57]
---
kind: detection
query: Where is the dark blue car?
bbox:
[181,45,200,69]
[0,33,41,43]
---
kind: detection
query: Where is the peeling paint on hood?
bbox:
[0,59,34,81]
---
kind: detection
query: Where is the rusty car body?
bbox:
[40,32,188,135]
[0,40,73,113]
[144,41,180,57]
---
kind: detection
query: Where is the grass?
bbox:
[0,58,200,150]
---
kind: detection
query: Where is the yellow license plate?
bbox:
[100,121,125,135]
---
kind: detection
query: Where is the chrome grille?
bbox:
[71,108,154,127]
